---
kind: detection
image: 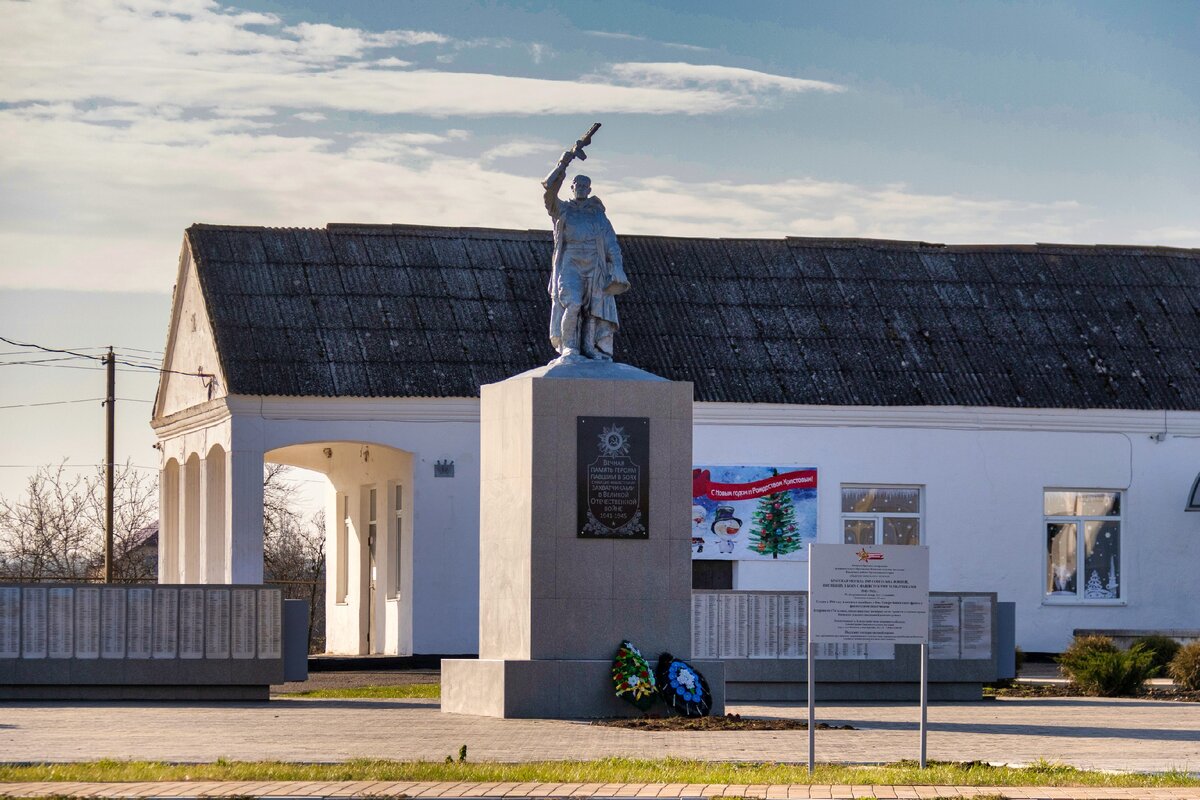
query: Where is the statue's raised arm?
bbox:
[541,123,628,365]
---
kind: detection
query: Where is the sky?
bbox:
[0,0,1198,503]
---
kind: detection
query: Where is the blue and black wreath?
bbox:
[655,652,712,717]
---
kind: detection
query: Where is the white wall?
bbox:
[231,398,482,656]
[693,404,1200,652]
[161,393,1200,656]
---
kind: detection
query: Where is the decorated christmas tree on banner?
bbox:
[747,469,802,559]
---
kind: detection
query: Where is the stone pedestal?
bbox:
[441,361,723,718]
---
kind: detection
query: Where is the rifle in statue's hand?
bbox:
[542,122,601,189]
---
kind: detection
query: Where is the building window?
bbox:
[387,484,402,599]
[841,485,922,545]
[692,560,732,590]
[1044,490,1121,601]
[335,493,348,604]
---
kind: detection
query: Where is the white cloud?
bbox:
[1132,226,1200,249]
[584,30,710,53]
[608,62,846,95]
[283,22,446,62]
[604,175,1089,243]
[0,2,824,117]
[482,141,548,161]
[371,57,414,68]
[293,112,327,122]
[0,104,1114,292]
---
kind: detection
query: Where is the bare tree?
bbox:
[0,462,158,581]
[262,463,327,650]
[86,463,159,581]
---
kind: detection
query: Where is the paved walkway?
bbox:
[2,696,1199,798]
[2,697,1197,773]
[2,780,1200,798]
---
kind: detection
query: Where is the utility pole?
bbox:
[104,346,115,583]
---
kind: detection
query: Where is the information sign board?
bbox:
[809,544,929,644]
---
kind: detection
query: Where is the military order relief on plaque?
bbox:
[576,416,649,538]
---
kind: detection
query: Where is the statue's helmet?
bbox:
[571,174,592,190]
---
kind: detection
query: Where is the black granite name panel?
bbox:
[576,416,650,539]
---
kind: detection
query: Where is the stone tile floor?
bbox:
[2,696,1196,773]
[3,670,1199,800]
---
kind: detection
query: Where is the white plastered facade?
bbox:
[155,244,1200,654]
[152,244,480,655]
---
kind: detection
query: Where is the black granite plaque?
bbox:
[577,416,649,538]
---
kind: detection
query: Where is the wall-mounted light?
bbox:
[435,460,455,478]
[323,447,333,459]
[1187,473,1200,512]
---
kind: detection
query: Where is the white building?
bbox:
[152,223,1200,654]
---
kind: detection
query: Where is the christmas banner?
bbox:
[691,466,818,561]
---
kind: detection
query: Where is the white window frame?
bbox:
[335,493,349,604]
[1042,488,1125,606]
[840,484,923,546]
[387,483,402,600]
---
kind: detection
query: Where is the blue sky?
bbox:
[0,0,1197,499]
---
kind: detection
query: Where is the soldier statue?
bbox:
[542,124,629,363]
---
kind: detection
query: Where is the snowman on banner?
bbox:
[691,504,708,553]
[710,505,743,554]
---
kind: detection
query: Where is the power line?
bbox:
[0,398,101,410]
[0,397,153,410]
[0,357,84,366]
[0,361,161,374]
[0,464,158,470]
[0,336,215,384]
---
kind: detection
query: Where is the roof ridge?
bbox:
[186,223,1200,255]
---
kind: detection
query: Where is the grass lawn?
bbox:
[1,758,1196,788]
[277,683,440,699]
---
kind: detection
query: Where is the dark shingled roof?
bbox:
[185,223,1200,410]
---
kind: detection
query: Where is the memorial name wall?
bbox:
[692,591,993,662]
[0,585,282,662]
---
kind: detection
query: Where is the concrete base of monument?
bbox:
[440,658,726,719]
[0,684,270,701]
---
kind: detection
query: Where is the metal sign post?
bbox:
[920,640,928,767]
[806,550,815,773]
[808,543,930,771]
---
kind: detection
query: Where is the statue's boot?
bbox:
[591,323,614,361]
[581,316,600,359]
[557,307,585,362]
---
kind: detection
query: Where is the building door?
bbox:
[366,486,378,653]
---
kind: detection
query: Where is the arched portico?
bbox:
[267,441,414,656]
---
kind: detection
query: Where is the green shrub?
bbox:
[1056,634,1117,681]
[1064,644,1158,696]
[1133,635,1181,671]
[1168,641,1200,691]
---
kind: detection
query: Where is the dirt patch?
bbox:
[593,713,854,731]
[987,683,1200,702]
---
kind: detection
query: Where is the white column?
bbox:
[159,460,180,584]
[200,447,227,584]
[181,454,201,583]
[227,448,264,584]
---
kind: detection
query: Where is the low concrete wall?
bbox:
[0,584,286,700]
[694,590,1000,701]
